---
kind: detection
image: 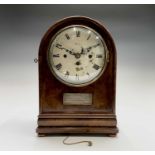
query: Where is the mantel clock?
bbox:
[36,16,118,136]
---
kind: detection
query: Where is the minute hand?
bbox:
[56,45,75,55]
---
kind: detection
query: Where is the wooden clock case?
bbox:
[36,16,118,136]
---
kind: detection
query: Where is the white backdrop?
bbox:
[0,5,155,150]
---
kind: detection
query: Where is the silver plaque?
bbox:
[63,93,92,105]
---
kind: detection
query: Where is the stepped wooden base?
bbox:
[36,126,118,136]
[36,114,118,136]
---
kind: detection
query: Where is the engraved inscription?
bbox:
[63,93,92,105]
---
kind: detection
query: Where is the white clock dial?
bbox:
[48,25,108,86]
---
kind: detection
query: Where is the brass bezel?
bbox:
[47,25,109,87]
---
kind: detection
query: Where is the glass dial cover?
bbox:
[48,25,108,87]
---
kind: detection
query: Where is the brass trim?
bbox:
[47,25,109,87]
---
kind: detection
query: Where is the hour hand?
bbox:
[85,43,100,53]
[80,46,92,55]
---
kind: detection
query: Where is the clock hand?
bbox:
[61,47,81,59]
[56,44,83,59]
[85,43,100,53]
[80,47,86,55]
[79,44,100,55]
[56,44,76,55]
[62,47,81,59]
[62,47,75,55]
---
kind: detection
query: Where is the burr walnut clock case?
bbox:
[36,16,118,136]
